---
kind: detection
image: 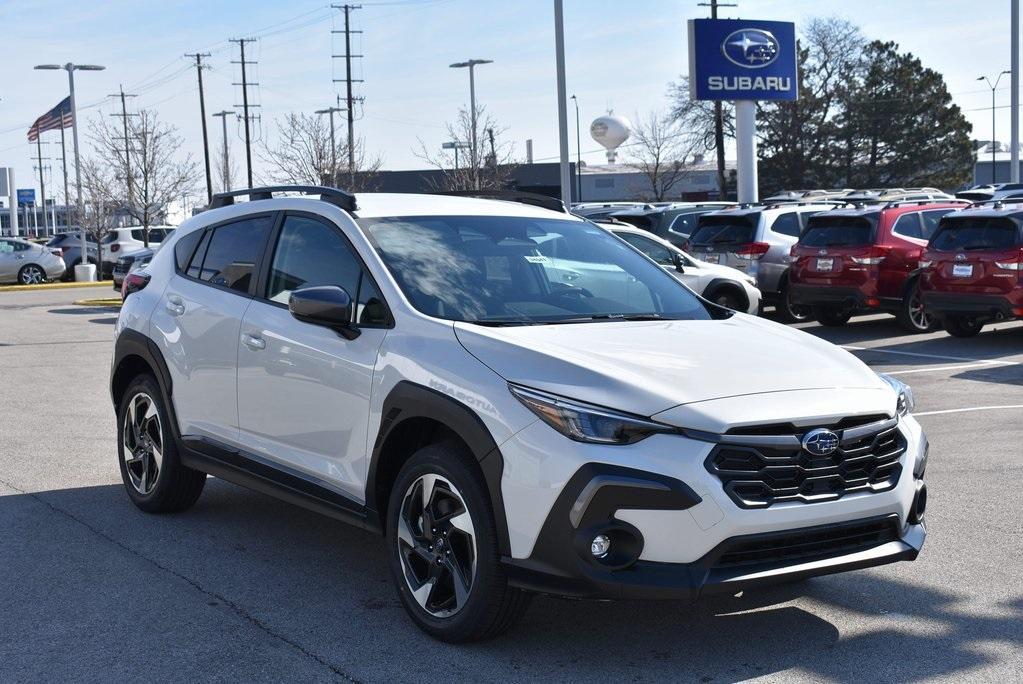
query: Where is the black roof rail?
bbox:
[432,190,568,213]
[208,185,357,212]
[882,198,971,209]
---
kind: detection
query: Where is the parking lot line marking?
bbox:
[914,405,1023,417]
[842,345,1019,366]
[886,362,1012,375]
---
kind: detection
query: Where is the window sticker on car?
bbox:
[524,255,550,264]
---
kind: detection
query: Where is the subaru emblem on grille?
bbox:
[802,428,839,456]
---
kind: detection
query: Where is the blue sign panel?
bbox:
[688,19,798,101]
[16,188,35,206]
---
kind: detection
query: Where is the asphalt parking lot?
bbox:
[1,286,1021,683]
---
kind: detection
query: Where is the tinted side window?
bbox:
[920,210,952,240]
[770,212,801,237]
[196,216,273,292]
[266,215,388,326]
[131,229,144,241]
[891,213,923,239]
[667,212,700,236]
[0,240,14,254]
[174,230,204,272]
[617,232,674,265]
[186,230,211,279]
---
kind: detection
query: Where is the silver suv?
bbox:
[686,202,837,321]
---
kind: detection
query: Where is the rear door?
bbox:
[926,216,1023,296]
[149,214,275,445]
[0,240,17,281]
[236,212,390,497]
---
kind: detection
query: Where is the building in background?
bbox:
[972,142,1023,185]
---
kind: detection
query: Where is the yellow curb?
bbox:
[73,298,122,307]
[0,280,115,293]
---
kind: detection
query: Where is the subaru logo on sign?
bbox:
[722,29,779,68]
[802,428,840,456]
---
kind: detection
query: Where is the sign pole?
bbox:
[735,101,758,203]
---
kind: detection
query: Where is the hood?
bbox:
[454,314,884,417]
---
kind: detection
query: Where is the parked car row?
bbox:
[46,226,173,280]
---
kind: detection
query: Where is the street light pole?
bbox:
[316,106,346,187]
[36,62,105,281]
[979,70,1011,183]
[450,58,492,188]
[570,94,582,202]
[554,0,572,204]
[211,111,234,192]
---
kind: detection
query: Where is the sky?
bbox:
[0,0,1016,206]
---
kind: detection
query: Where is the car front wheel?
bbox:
[17,264,46,285]
[896,279,935,333]
[776,280,813,323]
[387,442,530,642]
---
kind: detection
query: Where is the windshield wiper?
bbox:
[466,318,543,326]
[549,313,667,323]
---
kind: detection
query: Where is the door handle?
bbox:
[242,333,266,351]
[164,296,185,317]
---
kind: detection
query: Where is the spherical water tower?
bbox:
[590,112,631,164]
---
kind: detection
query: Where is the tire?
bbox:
[709,287,745,312]
[776,279,813,323]
[17,264,46,285]
[942,315,984,338]
[386,441,531,642]
[116,374,206,513]
[812,304,852,327]
[896,278,936,333]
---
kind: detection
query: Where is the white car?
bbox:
[111,186,928,642]
[601,222,761,314]
[0,237,66,284]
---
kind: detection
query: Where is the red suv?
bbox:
[789,201,967,331]
[920,203,1023,337]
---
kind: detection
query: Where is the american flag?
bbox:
[27,97,73,142]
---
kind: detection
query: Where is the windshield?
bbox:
[359,215,712,325]
[688,214,759,247]
[929,217,1022,251]
[800,216,876,247]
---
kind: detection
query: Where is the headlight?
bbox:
[508,384,672,445]
[878,373,914,416]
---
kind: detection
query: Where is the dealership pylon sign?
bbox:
[688,18,799,202]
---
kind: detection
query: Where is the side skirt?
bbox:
[179,435,382,534]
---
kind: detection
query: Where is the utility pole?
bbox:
[316,106,346,186]
[34,138,49,235]
[211,110,234,192]
[108,85,137,225]
[186,53,213,202]
[699,0,736,199]
[231,38,258,188]
[332,5,363,183]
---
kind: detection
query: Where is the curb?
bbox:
[73,298,122,307]
[0,280,115,293]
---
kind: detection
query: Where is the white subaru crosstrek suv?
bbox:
[111,186,928,642]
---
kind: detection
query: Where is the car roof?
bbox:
[940,200,1023,219]
[352,193,579,220]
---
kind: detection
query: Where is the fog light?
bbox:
[590,534,611,558]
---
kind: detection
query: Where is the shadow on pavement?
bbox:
[3,479,1019,682]
[48,307,119,316]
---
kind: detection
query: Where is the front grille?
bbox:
[705,419,906,508]
[713,516,900,570]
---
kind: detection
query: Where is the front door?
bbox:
[236,213,390,499]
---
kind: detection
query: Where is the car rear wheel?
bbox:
[896,279,935,333]
[942,315,984,338]
[17,264,46,285]
[776,280,812,323]
[387,441,531,642]
[117,375,206,513]
[812,304,852,327]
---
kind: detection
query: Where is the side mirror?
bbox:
[288,285,360,340]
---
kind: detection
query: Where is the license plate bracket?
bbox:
[952,264,973,278]
[815,258,834,271]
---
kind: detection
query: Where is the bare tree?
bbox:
[260,112,381,192]
[413,106,516,192]
[78,158,120,258]
[215,135,237,194]
[668,76,735,197]
[88,109,200,245]
[626,111,703,202]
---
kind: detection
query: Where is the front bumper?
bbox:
[921,291,1017,321]
[505,515,925,600]
[499,410,928,600]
